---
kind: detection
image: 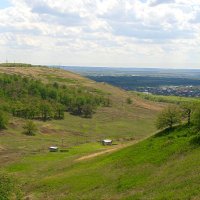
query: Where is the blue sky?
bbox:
[0,0,10,9]
[0,0,199,68]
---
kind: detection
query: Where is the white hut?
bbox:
[49,146,59,152]
[102,139,112,146]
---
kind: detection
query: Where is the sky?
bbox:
[0,0,199,68]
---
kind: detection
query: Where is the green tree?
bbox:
[156,105,181,130]
[0,111,9,130]
[40,102,52,121]
[82,104,94,118]
[126,97,132,104]
[180,102,194,126]
[23,120,37,136]
[53,103,65,119]
[192,107,200,131]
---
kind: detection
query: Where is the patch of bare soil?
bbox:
[0,145,5,151]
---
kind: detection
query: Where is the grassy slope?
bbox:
[0,66,163,165]
[5,125,200,200]
[0,66,199,199]
[0,65,166,199]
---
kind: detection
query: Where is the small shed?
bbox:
[102,139,112,146]
[49,146,59,152]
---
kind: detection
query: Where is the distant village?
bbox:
[135,86,200,97]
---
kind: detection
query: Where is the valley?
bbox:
[0,64,200,200]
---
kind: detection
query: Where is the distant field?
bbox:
[134,92,200,104]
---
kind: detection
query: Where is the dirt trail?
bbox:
[0,145,5,151]
[75,136,151,162]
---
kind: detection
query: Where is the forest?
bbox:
[0,73,110,120]
[88,76,200,89]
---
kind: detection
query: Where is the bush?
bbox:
[23,120,37,136]
[0,172,22,200]
[126,97,132,104]
[0,111,9,130]
[192,107,200,131]
[190,134,200,145]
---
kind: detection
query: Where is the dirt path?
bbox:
[0,145,5,151]
[75,136,151,162]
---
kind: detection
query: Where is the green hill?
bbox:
[0,65,163,164]
[3,64,199,199]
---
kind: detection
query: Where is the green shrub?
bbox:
[0,111,9,130]
[0,172,22,200]
[23,120,37,136]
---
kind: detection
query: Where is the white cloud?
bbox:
[0,0,199,68]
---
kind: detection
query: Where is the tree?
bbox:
[40,102,52,121]
[82,104,94,118]
[156,105,181,130]
[0,111,9,130]
[53,103,65,119]
[192,107,200,131]
[126,97,132,104]
[180,102,194,126]
[23,120,37,136]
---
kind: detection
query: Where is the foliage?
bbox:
[192,107,200,131]
[89,75,200,89]
[126,97,132,104]
[0,73,109,120]
[23,120,37,136]
[136,92,200,104]
[190,134,200,145]
[0,172,22,200]
[0,111,9,130]
[156,105,182,129]
[180,102,196,126]
[0,63,33,68]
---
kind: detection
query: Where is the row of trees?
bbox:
[0,74,111,120]
[156,102,200,130]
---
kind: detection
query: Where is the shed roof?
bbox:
[49,146,58,149]
[102,139,112,143]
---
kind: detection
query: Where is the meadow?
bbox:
[2,124,200,200]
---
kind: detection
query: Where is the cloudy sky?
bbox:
[0,0,199,68]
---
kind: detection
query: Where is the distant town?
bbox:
[56,67,200,98]
[135,86,200,97]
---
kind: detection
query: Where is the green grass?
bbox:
[135,91,200,104]
[2,125,200,199]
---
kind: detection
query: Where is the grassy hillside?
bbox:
[0,64,167,199]
[1,64,199,199]
[0,65,164,160]
[3,125,200,200]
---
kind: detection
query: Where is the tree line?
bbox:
[0,73,110,126]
